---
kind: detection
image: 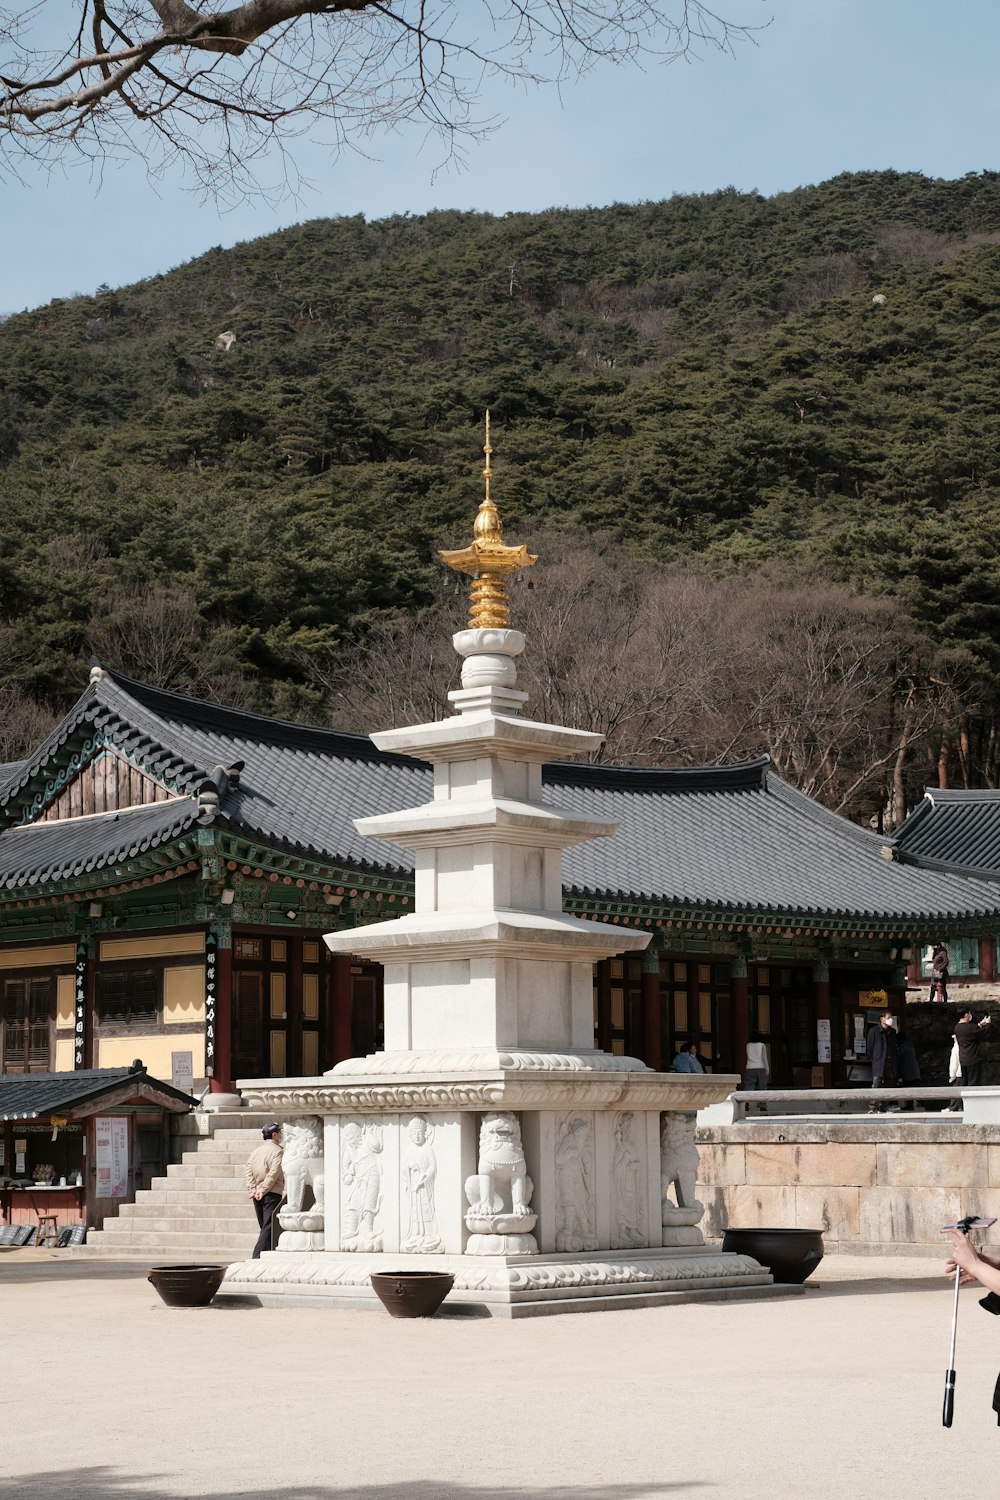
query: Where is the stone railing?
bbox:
[698,1086,963,1125]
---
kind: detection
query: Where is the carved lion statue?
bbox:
[281,1116,325,1216]
[465,1111,533,1219]
[660,1112,702,1216]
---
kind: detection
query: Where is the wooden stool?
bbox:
[35,1213,59,1247]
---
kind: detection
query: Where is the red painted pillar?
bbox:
[813,959,832,1088]
[730,956,750,1084]
[329,953,354,1066]
[640,947,662,1071]
[212,938,233,1092]
[980,936,997,985]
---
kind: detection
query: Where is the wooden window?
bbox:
[270,939,288,963]
[96,968,160,1025]
[235,938,262,961]
[302,941,320,965]
[2,977,54,1073]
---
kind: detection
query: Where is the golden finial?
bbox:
[439,412,537,628]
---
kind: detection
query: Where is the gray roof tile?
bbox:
[1,671,998,924]
[0,1067,195,1120]
[893,790,1000,879]
[0,799,201,889]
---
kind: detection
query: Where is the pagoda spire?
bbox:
[439,412,537,628]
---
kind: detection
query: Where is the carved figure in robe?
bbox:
[612,1112,645,1248]
[402,1115,443,1252]
[341,1120,383,1250]
[555,1115,596,1252]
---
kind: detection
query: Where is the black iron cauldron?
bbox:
[721,1227,824,1285]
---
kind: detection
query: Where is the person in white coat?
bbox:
[947,1035,962,1111]
[744,1032,769,1090]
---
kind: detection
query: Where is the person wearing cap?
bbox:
[245,1122,284,1258]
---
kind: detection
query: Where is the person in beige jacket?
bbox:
[245,1122,284,1258]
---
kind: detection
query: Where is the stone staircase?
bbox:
[83,1115,269,1262]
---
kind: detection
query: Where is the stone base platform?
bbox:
[218,1247,785,1318]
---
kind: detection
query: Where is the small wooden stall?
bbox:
[0,1061,195,1244]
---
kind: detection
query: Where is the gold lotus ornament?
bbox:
[439,413,537,629]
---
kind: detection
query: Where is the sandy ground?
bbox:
[0,1249,997,1500]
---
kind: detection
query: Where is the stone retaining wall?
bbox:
[697,1119,1000,1255]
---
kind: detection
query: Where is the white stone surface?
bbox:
[961,1089,1000,1123]
[236,572,772,1308]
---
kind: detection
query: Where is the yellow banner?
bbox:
[859,989,889,1008]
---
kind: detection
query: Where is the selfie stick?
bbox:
[944,1258,962,1427]
[942,1214,998,1427]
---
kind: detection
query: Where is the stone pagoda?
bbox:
[223,420,771,1313]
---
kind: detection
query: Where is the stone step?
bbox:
[167,1162,247,1178]
[100,1213,255,1233]
[86,1227,255,1249]
[128,1189,254,1208]
[81,1245,249,1260]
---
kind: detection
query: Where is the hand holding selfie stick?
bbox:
[942,1215,998,1427]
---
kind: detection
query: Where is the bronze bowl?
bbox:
[147,1263,229,1307]
[370,1270,455,1318]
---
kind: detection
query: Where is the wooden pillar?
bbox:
[640,946,662,1071]
[730,956,750,1083]
[813,959,832,1088]
[980,936,997,985]
[596,960,613,1054]
[288,933,304,1077]
[212,934,233,1092]
[329,953,354,1067]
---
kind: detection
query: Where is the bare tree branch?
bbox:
[0,3,762,197]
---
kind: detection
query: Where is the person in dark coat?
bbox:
[867,1012,899,1112]
[895,1030,920,1111]
[953,1009,992,1088]
[930,943,950,1003]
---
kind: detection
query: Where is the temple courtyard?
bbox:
[0,1250,996,1497]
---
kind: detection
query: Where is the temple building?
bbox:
[0,667,997,1092]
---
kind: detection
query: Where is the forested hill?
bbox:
[3,168,1000,810]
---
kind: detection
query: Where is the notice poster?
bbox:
[95,1116,113,1196]
[816,1018,832,1064]
[110,1118,128,1197]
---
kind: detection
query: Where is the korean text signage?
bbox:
[205,932,217,1077]
[95,1116,128,1197]
[74,942,87,1068]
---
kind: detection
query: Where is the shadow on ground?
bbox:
[807,1274,947,1299]
[0,1255,151,1284]
[0,1475,707,1500]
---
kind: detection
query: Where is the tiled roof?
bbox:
[546,762,1000,921]
[0,798,202,890]
[892,789,1000,880]
[0,1066,195,1120]
[0,670,428,877]
[0,669,997,924]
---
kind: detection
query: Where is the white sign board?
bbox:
[171,1050,194,1096]
[95,1117,112,1196]
[110,1118,128,1197]
[816,1018,832,1064]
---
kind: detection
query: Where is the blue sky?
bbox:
[3,0,999,312]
